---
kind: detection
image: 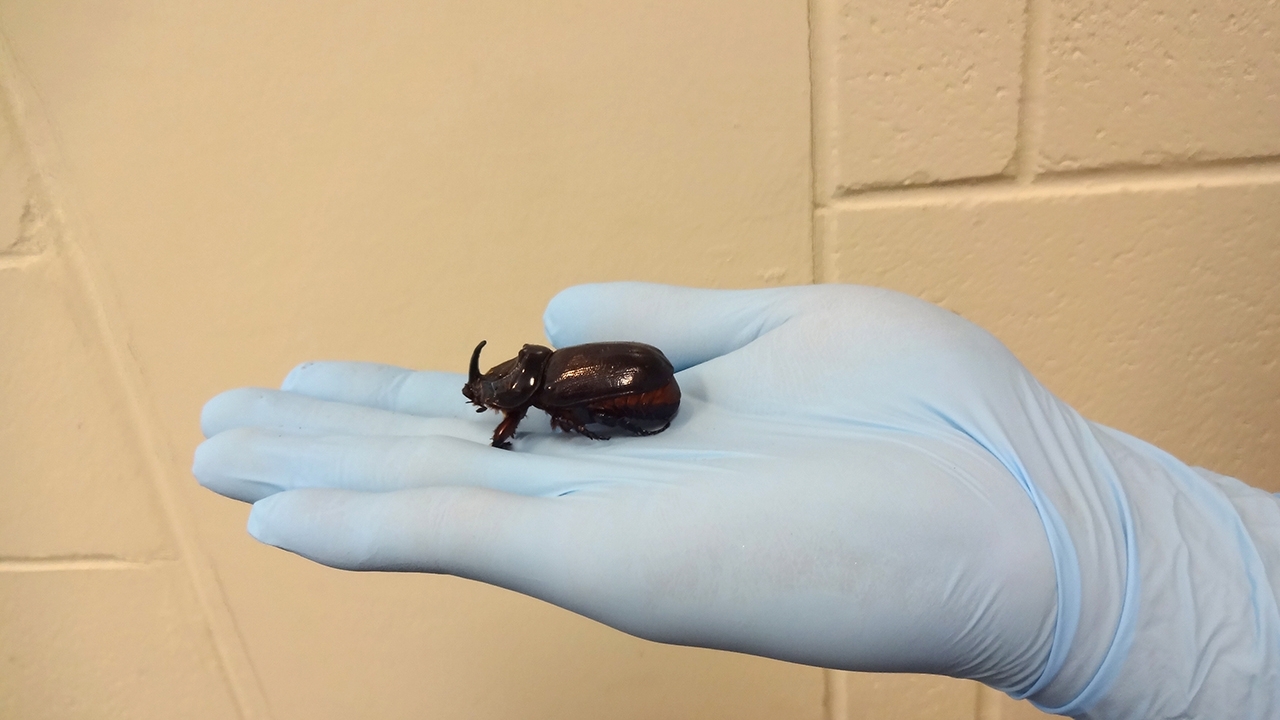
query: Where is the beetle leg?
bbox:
[573,425,609,441]
[547,410,609,441]
[616,418,671,436]
[491,406,529,449]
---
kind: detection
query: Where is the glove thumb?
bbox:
[543,282,804,371]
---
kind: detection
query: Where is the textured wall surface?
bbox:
[1,0,1275,718]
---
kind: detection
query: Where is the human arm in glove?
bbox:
[194,283,1280,719]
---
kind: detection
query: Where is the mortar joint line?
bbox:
[0,249,46,269]
[826,155,1280,210]
[0,556,162,572]
[807,0,835,284]
[1014,0,1049,184]
[823,668,848,720]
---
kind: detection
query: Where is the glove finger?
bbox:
[281,362,476,419]
[247,488,650,630]
[542,282,807,371]
[246,487,562,584]
[200,387,480,439]
[195,428,620,502]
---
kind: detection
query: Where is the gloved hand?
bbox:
[194,283,1280,719]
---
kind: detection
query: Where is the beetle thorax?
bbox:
[463,342,554,410]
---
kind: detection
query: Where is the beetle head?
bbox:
[462,341,553,410]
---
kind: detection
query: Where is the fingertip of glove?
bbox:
[200,387,268,437]
[543,284,598,346]
[247,496,280,544]
[281,362,316,391]
[191,437,216,484]
[190,425,250,481]
[198,392,229,438]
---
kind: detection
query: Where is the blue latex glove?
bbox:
[195,284,1280,718]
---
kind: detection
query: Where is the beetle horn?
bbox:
[468,340,487,383]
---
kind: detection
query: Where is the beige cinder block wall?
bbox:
[0,1,1274,719]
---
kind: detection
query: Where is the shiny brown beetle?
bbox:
[461,340,681,449]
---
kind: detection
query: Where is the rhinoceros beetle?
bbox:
[461,340,681,449]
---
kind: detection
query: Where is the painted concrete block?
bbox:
[994,693,1059,719]
[838,674,1055,719]
[1042,0,1280,170]
[819,178,1280,486]
[843,672,980,719]
[0,257,171,559]
[0,567,239,719]
[820,0,1024,194]
[216,557,825,719]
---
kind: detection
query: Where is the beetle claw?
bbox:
[575,426,609,441]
